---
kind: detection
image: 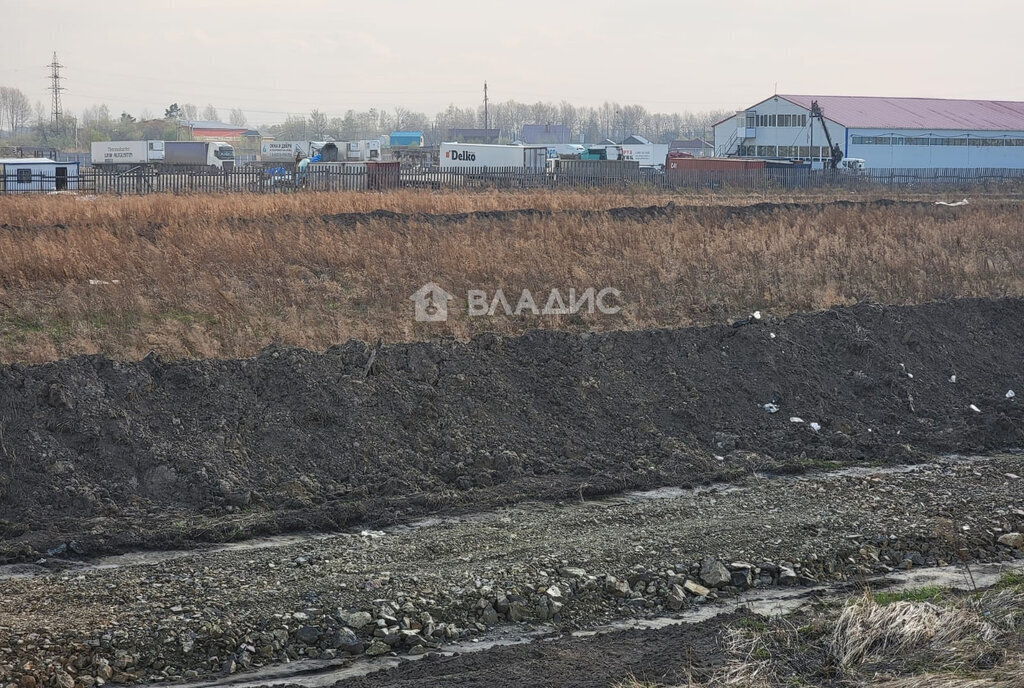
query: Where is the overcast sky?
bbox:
[2,0,1022,125]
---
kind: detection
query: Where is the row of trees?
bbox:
[0,84,728,150]
[263,101,728,145]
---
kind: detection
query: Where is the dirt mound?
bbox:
[1,298,1022,560]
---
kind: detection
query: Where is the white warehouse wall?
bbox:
[846,128,1024,168]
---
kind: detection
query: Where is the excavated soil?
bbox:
[1,297,1022,561]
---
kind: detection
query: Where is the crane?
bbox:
[809,100,844,170]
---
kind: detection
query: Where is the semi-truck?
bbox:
[91,140,233,171]
[91,140,165,166]
[164,141,234,171]
[439,143,548,170]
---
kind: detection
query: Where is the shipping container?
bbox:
[665,156,767,172]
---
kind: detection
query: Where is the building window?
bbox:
[16,168,32,183]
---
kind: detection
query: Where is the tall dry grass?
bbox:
[0,192,1022,362]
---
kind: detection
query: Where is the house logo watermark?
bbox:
[410,282,455,322]
[411,284,622,321]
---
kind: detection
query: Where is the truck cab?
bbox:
[213,142,234,171]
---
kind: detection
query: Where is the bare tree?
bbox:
[229,108,247,127]
[308,109,328,139]
[181,103,198,121]
[201,104,219,121]
[0,86,32,136]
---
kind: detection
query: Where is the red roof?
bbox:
[780,95,1024,131]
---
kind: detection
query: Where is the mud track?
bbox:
[0,297,1022,562]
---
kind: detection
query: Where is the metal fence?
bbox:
[3,164,1024,195]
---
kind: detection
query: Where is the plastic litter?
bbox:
[769,332,776,339]
[809,422,821,432]
[1007,390,1016,399]
[763,403,779,414]
[970,404,981,413]
[935,198,969,206]
[949,375,957,383]
[789,417,804,423]
[752,310,762,321]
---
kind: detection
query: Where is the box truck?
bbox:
[619,143,669,169]
[439,143,548,170]
[163,141,234,171]
[91,140,165,167]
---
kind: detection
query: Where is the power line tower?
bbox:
[48,51,65,133]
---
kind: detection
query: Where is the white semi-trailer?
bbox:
[260,140,311,164]
[439,143,548,170]
[91,140,165,167]
[618,143,669,169]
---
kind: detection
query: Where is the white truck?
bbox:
[91,140,165,167]
[439,143,548,171]
[618,143,669,169]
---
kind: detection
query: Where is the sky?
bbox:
[2,0,1022,126]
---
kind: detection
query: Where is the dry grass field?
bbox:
[1,190,1022,362]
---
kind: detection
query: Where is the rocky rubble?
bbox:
[1,456,1022,687]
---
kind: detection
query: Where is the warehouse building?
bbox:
[714,95,1024,169]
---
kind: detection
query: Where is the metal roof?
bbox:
[779,95,1024,131]
[0,158,58,164]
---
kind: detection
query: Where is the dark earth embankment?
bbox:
[1,297,1022,561]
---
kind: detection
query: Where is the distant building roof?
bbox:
[670,138,713,150]
[0,157,58,164]
[622,135,651,145]
[521,124,570,144]
[728,95,1024,131]
[391,131,423,137]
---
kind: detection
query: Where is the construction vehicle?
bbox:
[809,100,844,170]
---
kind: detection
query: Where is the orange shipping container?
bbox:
[665,156,766,172]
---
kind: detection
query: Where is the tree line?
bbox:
[0,84,728,149]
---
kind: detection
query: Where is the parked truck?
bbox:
[91,140,233,171]
[90,140,165,167]
[164,141,234,171]
[619,143,669,169]
[439,143,548,170]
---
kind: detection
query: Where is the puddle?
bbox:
[0,455,1011,582]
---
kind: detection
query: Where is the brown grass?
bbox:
[1,191,1022,363]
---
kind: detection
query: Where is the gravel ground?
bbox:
[1,455,1021,687]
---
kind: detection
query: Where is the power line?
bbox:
[48,52,65,131]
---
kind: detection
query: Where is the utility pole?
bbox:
[48,52,65,134]
[483,81,489,129]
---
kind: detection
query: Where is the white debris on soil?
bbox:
[949,375,957,383]
[1007,390,1016,399]
[970,404,982,413]
[935,198,969,206]
[810,422,821,432]
[789,417,804,423]
[763,403,779,414]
